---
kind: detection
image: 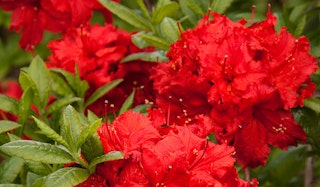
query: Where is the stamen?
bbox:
[251,5,256,25]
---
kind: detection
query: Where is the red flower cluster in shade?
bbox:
[76,110,258,187]
[0,0,119,51]
[46,23,156,116]
[151,10,317,168]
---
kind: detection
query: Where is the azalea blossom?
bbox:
[93,110,257,186]
[152,10,317,168]
[0,0,120,51]
[47,23,156,115]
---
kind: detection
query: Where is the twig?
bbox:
[244,167,250,181]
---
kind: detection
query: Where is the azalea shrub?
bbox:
[0,0,320,186]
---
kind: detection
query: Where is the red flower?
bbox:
[152,10,317,168]
[141,126,257,186]
[76,173,108,187]
[0,0,96,50]
[97,110,161,159]
[47,23,156,115]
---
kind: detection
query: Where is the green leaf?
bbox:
[81,134,104,162]
[32,117,69,148]
[85,79,123,107]
[45,97,82,115]
[87,110,99,123]
[211,0,235,14]
[184,0,204,15]
[18,70,40,108]
[294,15,306,36]
[0,185,23,187]
[50,68,89,98]
[132,32,152,49]
[26,172,41,187]
[17,87,33,125]
[139,33,171,50]
[41,167,89,187]
[61,105,83,150]
[89,151,124,169]
[25,161,52,176]
[119,90,135,115]
[132,104,152,113]
[0,94,19,115]
[121,51,168,63]
[152,1,179,24]
[137,0,151,19]
[50,71,75,97]
[98,0,152,30]
[0,157,24,183]
[7,133,21,141]
[159,17,181,43]
[0,120,21,134]
[0,140,74,164]
[28,56,51,109]
[179,0,198,24]
[77,119,102,149]
[303,98,320,113]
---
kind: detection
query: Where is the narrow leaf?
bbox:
[42,167,89,187]
[0,94,19,115]
[185,0,204,15]
[32,116,69,148]
[77,119,102,149]
[159,17,181,43]
[81,135,104,162]
[139,34,171,50]
[179,0,198,24]
[87,110,99,123]
[50,71,75,97]
[98,0,152,30]
[17,87,33,125]
[25,161,52,176]
[137,0,151,19]
[45,97,82,115]
[85,79,123,107]
[121,51,168,63]
[89,151,124,169]
[304,98,320,113]
[119,90,135,115]
[26,172,41,187]
[211,0,234,14]
[0,140,74,164]
[28,56,51,108]
[0,157,24,183]
[61,105,83,150]
[18,71,40,108]
[0,120,21,134]
[152,2,179,24]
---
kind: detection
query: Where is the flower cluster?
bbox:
[0,1,318,186]
[152,10,317,168]
[90,110,258,186]
[0,0,119,51]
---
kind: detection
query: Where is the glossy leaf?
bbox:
[304,98,320,113]
[17,87,33,125]
[0,120,21,134]
[50,71,75,97]
[99,0,152,30]
[45,97,82,115]
[211,0,234,13]
[121,51,168,63]
[85,79,123,107]
[89,151,124,169]
[18,71,40,108]
[41,167,89,187]
[25,161,52,176]
[159,17,181,43]
[81,134,104,162]
[0,140,74,164]
[0,157,24,183]
[119,90,135,115]
[32,117,69,148]
[184,0,204,15]
[77,119,102,149]
[28,56,51,109]
[26,172,40,187]
[152,1,179,24]
[138,33,171,50]
[61,105,83,150]
[0,94,19,115]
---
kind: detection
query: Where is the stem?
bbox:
[304,144,313,187]
[244,167,250,181]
